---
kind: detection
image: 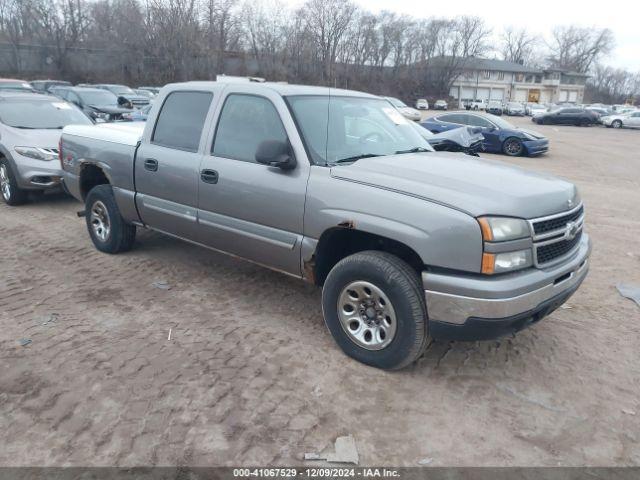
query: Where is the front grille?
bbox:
[536,231,582,264]
[533,206,583,235]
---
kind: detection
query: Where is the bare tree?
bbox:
[547,25,614,73]
[500,27,539,65]
[301,0,356,83]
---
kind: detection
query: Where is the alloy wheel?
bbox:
[90,200,111,242]
[0,164,11,201]
[337,280,397,350]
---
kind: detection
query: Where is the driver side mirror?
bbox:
[255,140,296,170]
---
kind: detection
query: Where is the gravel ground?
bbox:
[1,116,639,467]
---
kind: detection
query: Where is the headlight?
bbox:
[14,146,58,161]
[482,250,533,274]
[478,217,530,241]
[478,217,532,274]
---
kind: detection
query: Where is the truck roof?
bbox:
[171,81,376,99]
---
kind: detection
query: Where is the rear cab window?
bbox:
[152,91,213,152]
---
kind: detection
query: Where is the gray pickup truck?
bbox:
[60,82,591,369]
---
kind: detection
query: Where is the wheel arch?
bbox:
[79,162,112,200]
[307,226,425,287]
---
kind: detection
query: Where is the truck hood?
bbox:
[330,152,578,219]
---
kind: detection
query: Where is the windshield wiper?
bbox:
[333,153,382,164]
[394,146,431,154]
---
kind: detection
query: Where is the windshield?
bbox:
[386,97,407,108]
[287,95,433,165]
[508,102,521,107]
[0,99,92,129]
[109,85,135,95]
[78,90,119,106]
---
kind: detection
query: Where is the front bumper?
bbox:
[523,138,549,156]
[14,156,63,190]
[423,234,590,341]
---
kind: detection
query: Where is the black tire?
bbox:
[0,159,29,206]
[612,120,623,129]
[85,184,136,254]
[322,251,428,370]
[503,137,525,157]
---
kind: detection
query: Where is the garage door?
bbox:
[559,90,569,102]
[515,89,528,102]
[568,90,578,102]
[490,89,504,100]
[449,87,459,99]
[461,87,475,100]
[476,88,490,101]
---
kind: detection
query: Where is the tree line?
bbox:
[0,0,638,104]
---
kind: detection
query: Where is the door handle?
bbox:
[144,158,158,172]
[200,169,219,184]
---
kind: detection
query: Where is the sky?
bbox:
[285,0,640,71]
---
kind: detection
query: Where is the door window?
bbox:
[465,115,494,128]
[152,91,213,152]
[438,114,468,125]
[212,94,287,163]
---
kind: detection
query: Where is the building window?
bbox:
[515,73,524,83]
[483,70,491,79]
[497,71,505,80]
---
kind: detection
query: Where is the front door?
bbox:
[196,88,310,276]
[135,90,214,240]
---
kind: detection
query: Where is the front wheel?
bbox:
[503,137,525,157]
[0,160,28,206]
[322,251,428,370]
[612,120,623,129]
[85,184,136,254]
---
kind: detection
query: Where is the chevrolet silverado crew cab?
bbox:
[60,82,591,370]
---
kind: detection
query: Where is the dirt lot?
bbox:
[1,116,639,467]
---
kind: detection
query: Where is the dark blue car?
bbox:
[420,111,549,157]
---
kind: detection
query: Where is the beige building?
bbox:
[443,58,588,105]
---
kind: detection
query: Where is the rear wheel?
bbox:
[0,159,28,206]
[85,184,136,253]
[612,120,623,129]
[322,251,428,370]
[503,137,525,157]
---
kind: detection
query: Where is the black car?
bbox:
[30,80,71,94]
[93,84,151,109]
[533,107,599,126]
[51,86,133,122]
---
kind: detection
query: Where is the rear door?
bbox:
[134,89,215,240]
[196,86,310,276]
[465,113,501,152]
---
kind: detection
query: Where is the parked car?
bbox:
[461,99,486,110]
[122,104,152,122]
[505,102,525,116]
[0,91,93,205]
[30,80,71,94]
[433,99,448,110]
[601,111,640,129]
[93,84,150,109]
[415,99,429,110]
[410,122,484,156]
[138,86,161,95]
[532,107,598,126]
[59,82,589,369]
[486,101,503,116]
[135,89,156,101]
[421,111,549,157]
[52,86,133,122]
[384,96,421,121]
[0,79,36,93]
[528,104,548,116]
